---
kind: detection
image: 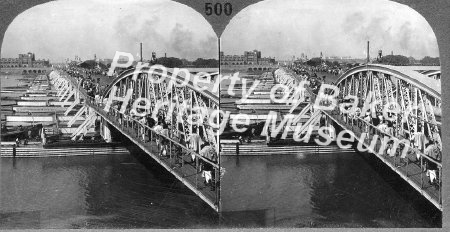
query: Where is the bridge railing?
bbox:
[84,93,222,209]
[274,68,441,208]
[305,84,441,166]
[323,102,442,162]
[305,83,442,206]
[85,95,220,167]
[61,72,220,166]
[325,103,442,204]
[327,109,441,161]
[54,71,222,209]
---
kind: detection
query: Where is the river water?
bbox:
[0,146,441,229]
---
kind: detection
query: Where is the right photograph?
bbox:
[218,0,442,227]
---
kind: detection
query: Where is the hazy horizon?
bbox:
[1,0,218,63]
[222,0,440,61]
[1,0,441,63]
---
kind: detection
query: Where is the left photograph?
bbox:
[0,0,221,228]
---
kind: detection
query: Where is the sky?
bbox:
[221,0,439,60]
[1,0,217,62]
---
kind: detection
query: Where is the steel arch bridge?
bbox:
[335,64,441,149]
[273,65,442,210]
[101,67,220,149]
[49,66,222,211]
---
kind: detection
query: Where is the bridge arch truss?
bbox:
[335,64,441,151]
[50,67,222,211]
[102,67,220,149]
[272,66,443,210]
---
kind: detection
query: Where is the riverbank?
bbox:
[0,144,129,158]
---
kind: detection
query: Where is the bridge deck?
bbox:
[89,102,219,211]
[278,69,442,210]
[53,71,220,211]
[323,111,441,210]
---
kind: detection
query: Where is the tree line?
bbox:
[303,55,440,67]
[155,57,218,68]
[377,55,439,66]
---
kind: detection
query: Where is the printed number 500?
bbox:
[205,2,232,16]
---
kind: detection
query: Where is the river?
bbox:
[0,146,441,228]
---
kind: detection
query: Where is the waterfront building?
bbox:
[220,50,276,65]
[0,52,50,68]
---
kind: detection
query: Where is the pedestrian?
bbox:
[424,143,438,186]
[385,141,394,156]
[139,116,147,141]
[146,116,156,142]
[427,160,438,186]
[189,127,204,169]
[200,142,216,190]
[386,119,394,136]
[154,121,163,154]
[160,123,169,157]
[377,120,387,141]
[363,112,371,133]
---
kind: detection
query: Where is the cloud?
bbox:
[113,15,217,60]
[222,0,439,59]
[113,14,167,54]
[170,23,217,59]
[1,0,218,62]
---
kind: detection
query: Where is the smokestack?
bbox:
[140,43,143,62]
[366,41,370,63]
[165,53,167,58]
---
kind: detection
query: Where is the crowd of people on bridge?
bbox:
[338,102,441,188]
[65,66,106,98]
[283,65,330,95]
[289,63,349,78]
[137,113,219,191]
[279,64,441,188]
[62,64,219,192]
